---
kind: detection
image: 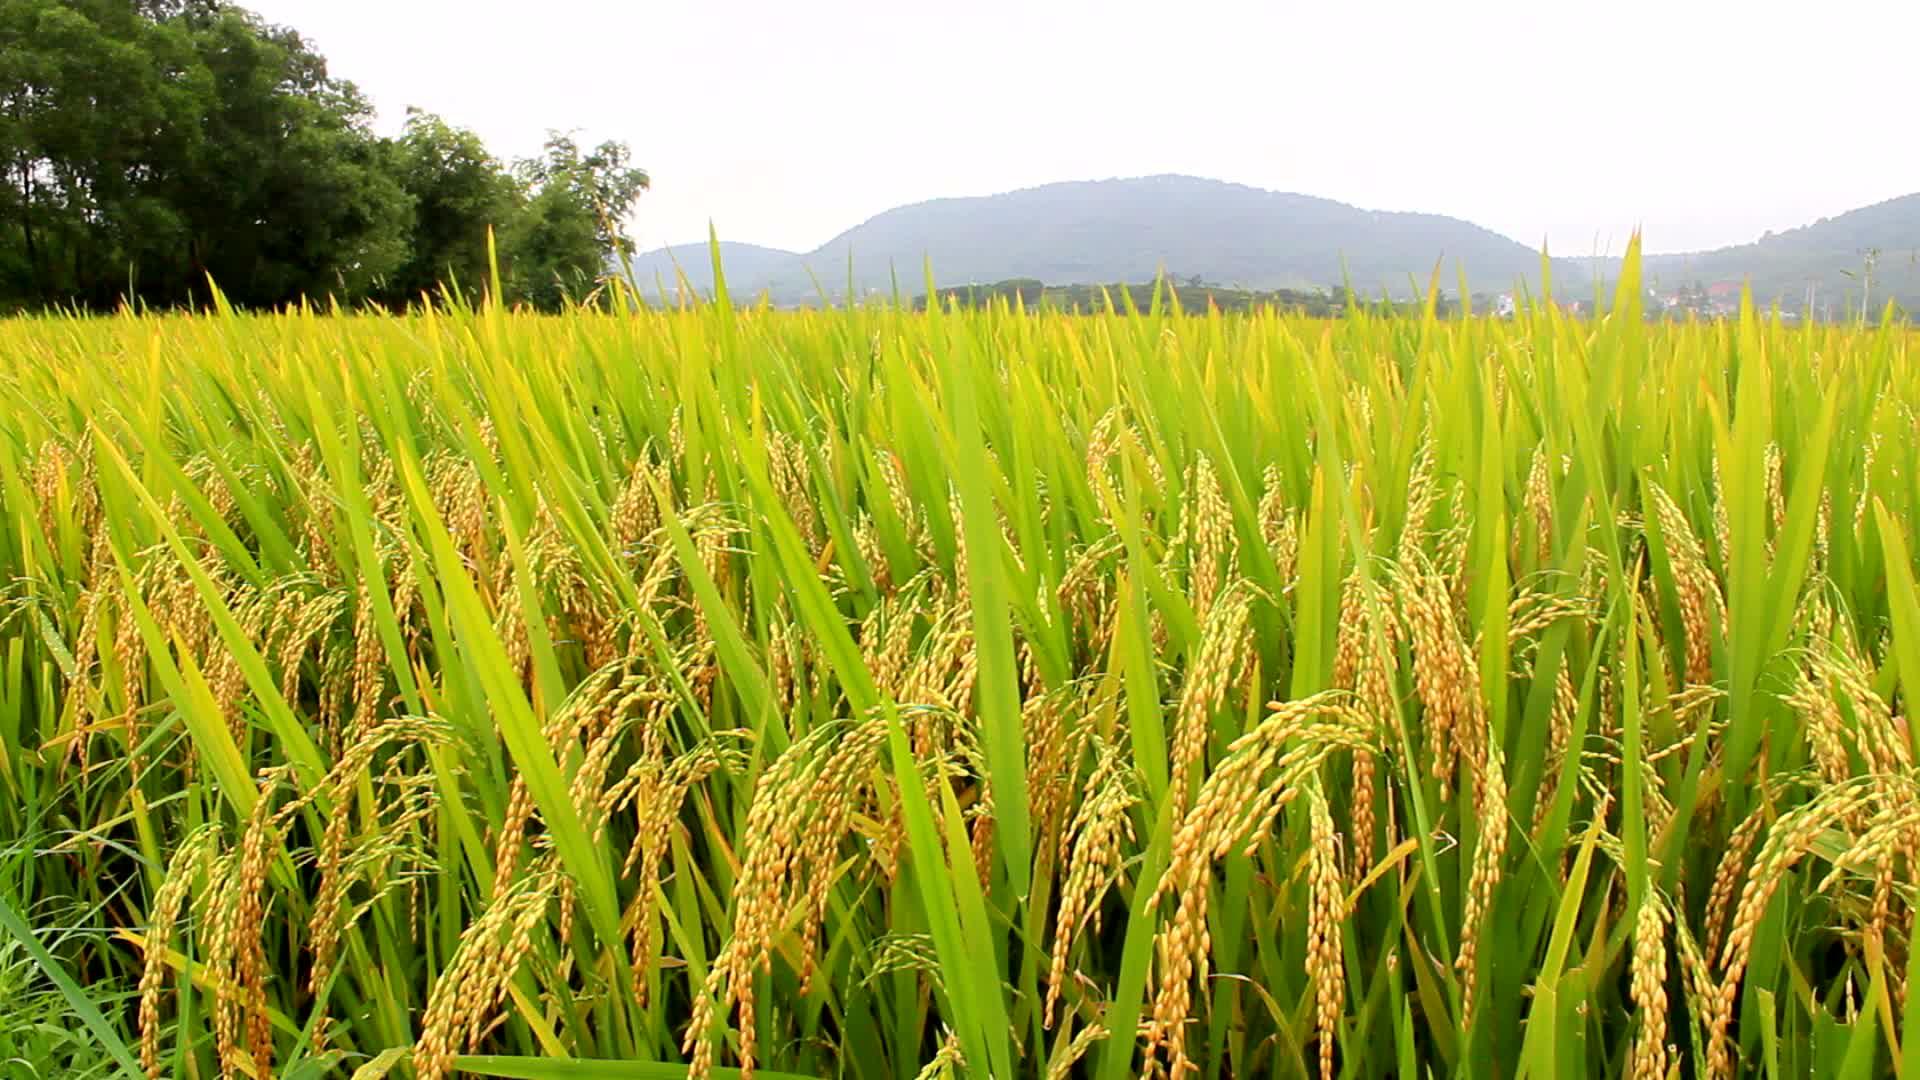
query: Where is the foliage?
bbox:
[914,276,1348,316]
[0,826,128,1078]
[4,254,1920,1079]
[0,0,412,308]
[503,134,649,311]
[0,0,643,312]
[377,108,523,308]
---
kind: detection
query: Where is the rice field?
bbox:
[3,262,1920,1078]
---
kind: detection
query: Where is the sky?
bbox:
[247,0,1920,258]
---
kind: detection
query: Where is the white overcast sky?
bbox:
[246,0,1918,257]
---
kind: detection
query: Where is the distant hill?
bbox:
[616,241,800,297]
[1624,194,1920,315]
[621,181,1920,316]
[623,175,1569,304]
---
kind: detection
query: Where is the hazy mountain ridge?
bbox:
[617,241,802,296]
[621,178,1920,313]
[1611,194,1920,313]
[623,175,1571,303]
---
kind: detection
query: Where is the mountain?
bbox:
[624,175,1567,304]
[616,241,800,297]
[619,182,1920,315]
[1624,194,1920,315]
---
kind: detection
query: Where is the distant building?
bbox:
[1707,281,1741,315]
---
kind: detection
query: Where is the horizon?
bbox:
[244,0,1920,261]
[621,173,1913,262]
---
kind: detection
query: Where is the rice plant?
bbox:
[2,254,1920,1078]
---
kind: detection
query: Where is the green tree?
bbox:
[0,2,649,311]
[0,0,205,304]
[0,0,410,309]
[380,108,520,307]
[140,6,410,306]
[499,132,648,310]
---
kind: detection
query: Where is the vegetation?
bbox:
[1604,195,1920,318]
[621,176,1573,306]
[629,184,1920,322]
[908,278,1520,318]
[911,279,1345,317]
[0,0,646,311]
[4,252,1920,1079]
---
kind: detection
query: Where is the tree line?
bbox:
[0,0,647,311]
[916,278,1351,317]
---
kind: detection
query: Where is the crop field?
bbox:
[4,266,1920,1079]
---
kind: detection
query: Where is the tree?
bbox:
[139,7,410,306]
[499,133,648,310]
[0,0,207,305]
[0,2,648,311]
[0,0,410,309]
[379,108,520,307]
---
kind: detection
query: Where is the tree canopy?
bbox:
[0,0,645,310]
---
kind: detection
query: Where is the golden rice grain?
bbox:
[138,828,219,1079]
[1170,586,1253,813]
[1306,786,1344,1080]
[1257,463,1299,588]
[1186,454,1232,622]
[1648,480,1723,688]
[1707,781,1877,1078]
[1144,693,1375,1077]
[1629,891,1670,1080]
[1045,739,1138,1026]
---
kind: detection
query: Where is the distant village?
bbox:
[1655,281,1753,318]
[1487,282,1811,321]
